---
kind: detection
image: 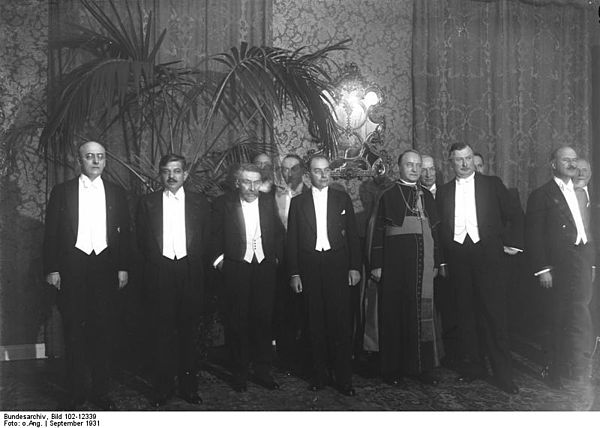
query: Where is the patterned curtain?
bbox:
[412,0,596,201]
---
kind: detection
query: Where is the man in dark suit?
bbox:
[287,155,361,396]
[273,154,310,375]
[436,142,524,394]
[136,154,211,406]
[43,141,130,410]
[526,147,596,388]
[473,152,486,175]
[420,154,458,364]
[212,163,284,392]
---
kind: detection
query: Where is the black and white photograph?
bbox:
[1,0,599,421]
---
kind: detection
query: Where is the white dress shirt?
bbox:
[75,175,107,255]
[534,178,589,277]
[582,185,590,207]
[241,198,265,263]
[312,186,331,251]
[275,183,304,230]
[162,188,187,260]
[427,183,437,198]
[554,176,587,245]
[453,173,480,244]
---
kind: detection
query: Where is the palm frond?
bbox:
[39,0,350,194]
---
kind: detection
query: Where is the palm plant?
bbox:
[40,0,348,195]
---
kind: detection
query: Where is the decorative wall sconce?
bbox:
[322,63,387,179]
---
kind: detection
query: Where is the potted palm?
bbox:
[39,0,348,195]
[25,0,351,368]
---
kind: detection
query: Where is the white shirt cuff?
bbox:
[213,254,224,268]
[534,268,551,276]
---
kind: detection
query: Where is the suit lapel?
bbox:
[547,180,576,226]
[66,178,79,237]
[446,180,456,233]
[229,194,246,240]
[258,194,269,241]
[474,174,484,227]
[104,181,115,235]
[302,191,317,234]
[148,192,163,251]
[326,188,337,234]
[185,193,196,251]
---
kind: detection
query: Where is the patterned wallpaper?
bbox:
[0,0,50,347]
[272,0,413,231]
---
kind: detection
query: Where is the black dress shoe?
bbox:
[544,375,564,390]
[254,376,280,390]
[179,391,202,404]
[416,372,439,386]
[337,384,356,397]
[59,395,86,411]
[456,372,485,383]
[91,395,117,411]
[233,380,248,392]
[541,365,564,390]
[150,391,173,408]
[495,379,519,395]
[383,376,402,386]
[309,379,326,391]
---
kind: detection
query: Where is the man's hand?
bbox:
[118,271,128,289]
[46,272,61,290]
[503,246,520,256]
[438,265,448,278]
[348,269,361,286]
[538,271,552,289]
[370,268,382,283]
[290,276,303,293]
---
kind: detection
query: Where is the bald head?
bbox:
[550,146,578,183]
[574,158,592,189]
[253,153,272,169]
[78,141,106,181]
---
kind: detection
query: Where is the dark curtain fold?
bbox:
[412,0,595,201]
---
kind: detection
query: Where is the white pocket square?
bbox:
[341,210,346,215]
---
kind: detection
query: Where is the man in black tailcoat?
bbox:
[136,153,211,406]
[436,142,524,395]
[43,141,130,410]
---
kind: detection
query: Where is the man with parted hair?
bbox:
[369,149,444,386]
[212,163,284,392]
[419,154,439,198]
[253,152,274,193]
[273,153,310,374]
[275,154,308,229]
[473,152,486,175]
[436,142,524,394]
[526,147,597,388]
[136,153,212,407]
[287,154,361,396]
[419,153,458,363]
[43,141,130,410]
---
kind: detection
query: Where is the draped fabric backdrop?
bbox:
[412,0,596,203]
